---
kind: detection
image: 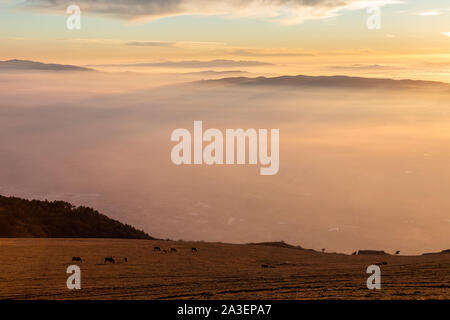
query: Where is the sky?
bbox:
[0,0,449,81]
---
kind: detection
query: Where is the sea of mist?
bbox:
[1,70,449,254]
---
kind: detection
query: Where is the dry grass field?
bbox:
[0,238,448,300]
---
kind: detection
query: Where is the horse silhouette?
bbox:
[104,257,115,264]
[72,257,83,263]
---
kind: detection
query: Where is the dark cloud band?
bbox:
[21,0,385,23]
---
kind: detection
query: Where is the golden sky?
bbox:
[1,0,449,80]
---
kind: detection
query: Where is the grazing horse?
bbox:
[72,257,83,263]
[154,246,161,251]
[191,248,197,253]
[170,248,177,252]
[104,257,115,264]
[162,249,167,254]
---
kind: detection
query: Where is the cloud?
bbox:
[230,48,314,57]
[21,0,402,24]
[125,41,175,47]
[442,32,450,37]
[90,59,273,68]
[125,40,225,48]
[418,11,441,16]
[328,64,401,71]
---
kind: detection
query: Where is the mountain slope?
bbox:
[198,75,450,90]
[0,59,94,72]
[0,195,153,239]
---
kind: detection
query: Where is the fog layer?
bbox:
[1,71,449,254]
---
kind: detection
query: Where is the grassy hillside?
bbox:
[1,238,449,299]
[0,195,153,239]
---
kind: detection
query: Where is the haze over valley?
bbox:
[1,61,449,254]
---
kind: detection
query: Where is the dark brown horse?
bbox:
[104,257,115,264]
[154,246,161,251]
[191,248,197,253]
[170,248,177,252]
[72,256,83,263]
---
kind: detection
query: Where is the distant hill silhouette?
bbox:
[423,249,450,255]
[0,59,94,72]
[249,241,300,249]
[199,75,450,90]
[180,70,249,76]
[0,195,153,239]
[357,250,388,255]
[249,241,315,251]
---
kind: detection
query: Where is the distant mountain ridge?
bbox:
[423,249,450,255]
[0,59,94,72]
[248,241,303,250]
[0,195,153,239]
[198,75,450,90]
